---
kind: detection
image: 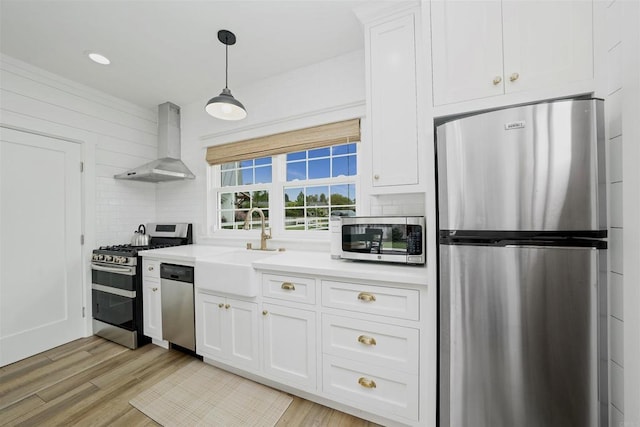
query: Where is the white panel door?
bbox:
[263,303,316,390]
[502,1,593,94]
[0,127,83,366]
[227,299,259,371]
[370,13,419,188]
[195,292,225,359]
[431,0,504,105]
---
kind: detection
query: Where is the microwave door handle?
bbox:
[91,264,136,275]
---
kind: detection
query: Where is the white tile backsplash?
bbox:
[370,193,426,217]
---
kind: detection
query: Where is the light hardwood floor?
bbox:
[0,336,378,426]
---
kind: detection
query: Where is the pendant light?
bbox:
[205,30,247,120]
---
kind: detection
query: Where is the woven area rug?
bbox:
[130,360,293,426]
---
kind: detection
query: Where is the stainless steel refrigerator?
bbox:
[437,98,608,427]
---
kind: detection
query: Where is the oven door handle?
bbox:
[92,283,136,298]
[91,263,136,276]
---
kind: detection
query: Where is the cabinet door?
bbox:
[195,292,225,359]
[502,1,593,94]
[431,0,503,105]
[227,299,259,370]
[370,13,419,188]
[263,303,317,390]
[142,278,162,340]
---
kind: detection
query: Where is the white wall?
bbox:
[621,1,640,425]
[156,49,368,242]
[0,54,158,247]
[601,1,640,425]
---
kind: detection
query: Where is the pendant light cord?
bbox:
[225,41,229,89]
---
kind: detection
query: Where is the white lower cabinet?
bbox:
[322,354,419,421]
[322,314,419,374]
[142,278,162,340]
[142,259,162,341]
[195,290,259,371]
[193,269,424,426]
[262,303,316,390]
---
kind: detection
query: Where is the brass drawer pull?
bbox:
[509,72,520,82]
[357,292,376,302]
[281,282,296,291]
[151,287,158,292]
[492,76,502,85]
[224,304,230,309]
[358,377,377,389]
[357,335,377,346]
[262,310,268,316]
[218,303,224,308]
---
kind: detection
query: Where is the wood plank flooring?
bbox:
[0,337,378,426]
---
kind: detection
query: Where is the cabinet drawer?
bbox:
[321,281,419,320]
[322,355,418,422]
[262,274,316,305]
[142,259,160,279]
[322,314,418,374]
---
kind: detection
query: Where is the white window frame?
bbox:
[207,144,360,241]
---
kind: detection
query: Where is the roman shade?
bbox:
[205,119,361,165]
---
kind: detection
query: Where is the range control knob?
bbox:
[97,254,105,261]
[104,255,113,262]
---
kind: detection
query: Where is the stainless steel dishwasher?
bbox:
[160,263,195,351]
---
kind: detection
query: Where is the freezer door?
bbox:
[439,244,607,427]
[437,98,606,232]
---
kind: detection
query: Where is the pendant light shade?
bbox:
[206,30,247,121]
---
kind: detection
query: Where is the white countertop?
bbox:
[139,244,428,286]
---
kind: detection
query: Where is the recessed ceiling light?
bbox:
[87,52,110,65]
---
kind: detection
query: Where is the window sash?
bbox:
[205,119,360,166]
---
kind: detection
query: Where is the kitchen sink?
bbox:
[194,249,281,297]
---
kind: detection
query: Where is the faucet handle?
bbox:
[265,228,272,239]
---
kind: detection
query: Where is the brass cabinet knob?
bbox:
[224,304,230,309]
[218,303,224,308]
[357,292,376,302]
[492,76,502,85]
[358,377,377,389]
[357,335,377,346]
[262,310,268,316]
[148,266,154,271]
[281,282,295,291]
[151,287,158,292]
[373,174,380,180]
[509,72,520,82]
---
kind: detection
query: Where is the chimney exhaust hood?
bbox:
[114,102,196,183]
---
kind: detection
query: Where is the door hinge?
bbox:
[81,234,85,245]
[80,161,84,172]
[82,307,86,318]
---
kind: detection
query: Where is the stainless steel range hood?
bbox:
[114,102,195,183]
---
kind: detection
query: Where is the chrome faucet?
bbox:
[243,207,272,250]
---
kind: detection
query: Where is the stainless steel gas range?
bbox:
[91,223,192,349]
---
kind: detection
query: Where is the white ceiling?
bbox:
[0,0,374,110]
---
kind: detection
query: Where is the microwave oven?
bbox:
[331,216,425,265]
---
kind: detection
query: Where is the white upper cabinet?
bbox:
[431,0,594,106]
[431,1,504,105]
[367,10,421,190]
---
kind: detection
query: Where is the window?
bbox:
[284,143,357,231]
[207,119,360,235]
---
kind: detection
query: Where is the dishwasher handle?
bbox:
[160,263,194,283]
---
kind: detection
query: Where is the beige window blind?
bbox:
[205,119,361,166]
